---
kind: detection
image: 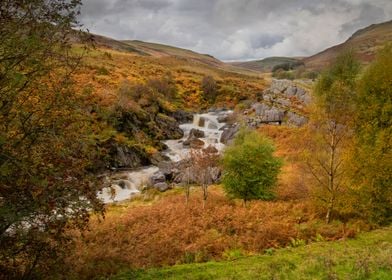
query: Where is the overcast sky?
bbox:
[80,0,392,61]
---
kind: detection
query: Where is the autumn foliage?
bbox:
[64,187,361,279]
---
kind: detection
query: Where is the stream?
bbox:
[97,110,232,203]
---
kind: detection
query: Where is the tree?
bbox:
[0,1,103,278]
[350,45,392,225]
[201,75,218,103]
[221,129,282,205]
[190,148,220,208]
[176,147,220,207]
[304,51,359,223]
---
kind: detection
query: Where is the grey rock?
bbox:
[275,98,291,107]
[287,111,308,126]
[154,182,169,192]
[220,123,240,144]
[207,122,218,129]
[150,171,166,185]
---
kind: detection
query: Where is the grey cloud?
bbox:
[80,0,392,61]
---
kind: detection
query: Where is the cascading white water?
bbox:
[98,110,232,203]
[163,111,231,162]
[97,166,159,203]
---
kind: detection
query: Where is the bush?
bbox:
[221,129,283,205]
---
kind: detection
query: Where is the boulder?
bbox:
[189,128,205,138]
[150,171,166,185]
[220,123,240,144]
[217,114,230,123]
[275,98,291,107]
[207,122,218,129]
[102,139,151,169]
[203,145,218,154]
[183,136,205,149]
[287,111,308,126]
[170,110,194,124]
[154,182,170,192]
[154,113,184,139]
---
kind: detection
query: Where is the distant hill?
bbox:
[230,57,302,72]
[83,34,254,74]
[304,20,392,69]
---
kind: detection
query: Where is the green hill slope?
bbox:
[114,227,392,280]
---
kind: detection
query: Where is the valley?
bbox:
[0,2,391,279]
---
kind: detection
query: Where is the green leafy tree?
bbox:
[351,45,392,225]
[221,129,282,205]
[304,51,359,223]
[0,1,103,278]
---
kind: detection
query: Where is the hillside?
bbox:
[231,57,302,72]
[70,33,267,171]
[114,226,392,279]
[304,20,392,69]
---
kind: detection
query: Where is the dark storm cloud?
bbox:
[80,0,392,61]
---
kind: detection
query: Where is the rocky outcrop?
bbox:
[244,79,312,128]
[154,113,184,140]
[287,111,308,126]
[263,79,312,105]
[170,110,194,124]
[251,103,285,122]
[101,139,151,169]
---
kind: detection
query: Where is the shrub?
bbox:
[221,129,283,205]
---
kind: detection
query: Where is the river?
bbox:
[97,110,232,203]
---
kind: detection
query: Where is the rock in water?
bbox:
[189,128,205,138]
[183,136,205,148]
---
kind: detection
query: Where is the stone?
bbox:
[287,111,308,126]
[150,171,166,185]
[154,182,169,192]
[170,110,194,124]
[217,114,231,123]
[189,128,205,138]
[220,123,240,144]
[275,98,291,107]
[207,122,218,129]
[183,136,205,149]
[203,145,218,154]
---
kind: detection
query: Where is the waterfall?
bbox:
[98,110,232,203]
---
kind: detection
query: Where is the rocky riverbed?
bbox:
[98,109,234,203]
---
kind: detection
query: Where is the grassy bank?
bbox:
[114,226,392,280]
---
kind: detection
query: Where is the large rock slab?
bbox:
[220,123,240,144]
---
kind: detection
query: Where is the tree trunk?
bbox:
[325,197,334,224]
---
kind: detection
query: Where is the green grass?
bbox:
[112,227,392,280]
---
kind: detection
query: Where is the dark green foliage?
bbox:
[272,61,304,72]
[222,129,282,204]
